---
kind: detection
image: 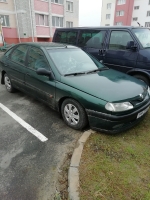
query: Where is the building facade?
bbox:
[0,0,79,46]
[101,0,150,27]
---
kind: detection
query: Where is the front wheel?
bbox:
[61,98,88,130]
[4,74,15,93]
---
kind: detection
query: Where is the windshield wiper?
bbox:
[64,72,85,76]
[64,67,109,76]
[86,67,109,74]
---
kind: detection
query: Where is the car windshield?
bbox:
[48,48,104,75]
[132,28,150,48]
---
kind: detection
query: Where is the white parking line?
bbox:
[0,103,48,142]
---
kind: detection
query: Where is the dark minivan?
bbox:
[53,26,150,85]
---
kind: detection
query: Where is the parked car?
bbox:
[53,26,150,85]
[0,42,150,133]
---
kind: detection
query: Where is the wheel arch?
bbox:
[127,70,150,83]
[58,96,86,115]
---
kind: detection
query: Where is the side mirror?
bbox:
[126,41,137,50]
[36,68,52,77]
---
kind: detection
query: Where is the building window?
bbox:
[0,0,7,2]
[66,1,73,12]
[66,21,73,28]
[106,14,110,19]
[134,6,139,10]
[116,11,124,16]
[52,16,63,27]
[147,11,150,16]
[35,14,49,26]
[107,3,111,9]
[116,22,123,25]
[133,17,138,21]
[117,0,126,5]
[105,24,110,26]
[0,15,10,26]
[145,22,150,27]
[51,0,64,4]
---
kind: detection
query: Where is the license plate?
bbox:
[137,106,149,119]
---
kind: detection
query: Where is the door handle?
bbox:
[99,49,106,56]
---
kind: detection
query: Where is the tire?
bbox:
[133,74,149,86]
[61,98,88,130]
[4,74,15,93]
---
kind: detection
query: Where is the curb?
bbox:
[68,130,95,200]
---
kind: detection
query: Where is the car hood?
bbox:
[61,69,147,102]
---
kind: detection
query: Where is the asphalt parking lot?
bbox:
[0,81,82,200]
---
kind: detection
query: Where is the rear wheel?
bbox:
[61,98,88,130]
[133,74,149,86]
[4,74,15,93]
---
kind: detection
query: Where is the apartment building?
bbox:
[101,0,150,27]
[101,0,116,26]
[0,0,79,46]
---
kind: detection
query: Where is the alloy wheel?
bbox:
[64,103,79,125]
[5,75,11,90]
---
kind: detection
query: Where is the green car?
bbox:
[0,43,150,133]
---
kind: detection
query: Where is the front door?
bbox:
[78,29,107,62]
[25,46,56,108]
[103,30,139,73]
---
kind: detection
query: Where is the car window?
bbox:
[27,47,49,70]
[11,45,28,64]
[132,28,150,48]
[78,30,106,48]
[109,31,133,50]
[5,47,14,57]
[54,31,77,45]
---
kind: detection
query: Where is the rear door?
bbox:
[103,29,139,73]
[6,44,29,90]
[77,29,107,62]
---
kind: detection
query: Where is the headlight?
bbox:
[147,86,150,95]
[105,102,133,112]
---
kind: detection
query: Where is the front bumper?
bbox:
[86,100,150,134]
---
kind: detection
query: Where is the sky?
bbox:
[79,0,102,26]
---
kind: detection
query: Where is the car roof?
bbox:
[55,26,148,30]
[18,42,78,49]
